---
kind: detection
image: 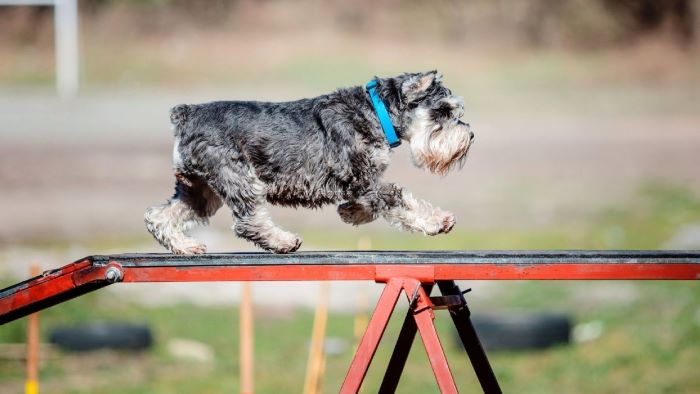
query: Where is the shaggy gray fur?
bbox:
[145,71,474,254]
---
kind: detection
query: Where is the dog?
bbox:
[144,71,474,254]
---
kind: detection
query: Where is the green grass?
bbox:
[1,183,699,392]
[1,281,698,393]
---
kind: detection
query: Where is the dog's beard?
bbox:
[407,109,472,176]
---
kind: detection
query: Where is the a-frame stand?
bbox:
[341,277,501,393]
[3,251,697,391]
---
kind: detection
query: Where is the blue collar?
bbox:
[366,80,401,148]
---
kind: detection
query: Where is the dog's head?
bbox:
[380,71,474,175]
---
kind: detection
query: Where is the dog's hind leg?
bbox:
[209,160,302,254]
[144,172,223,254]
[234,207,302,253]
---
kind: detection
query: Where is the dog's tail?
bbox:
[169,104,190,136]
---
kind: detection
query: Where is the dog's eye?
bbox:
[431,104,453,121]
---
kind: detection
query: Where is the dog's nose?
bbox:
[469,131,474,140]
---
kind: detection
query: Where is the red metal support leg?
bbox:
[378,284,434,394]
[340,278,403,393]
[437,280,502,393]
[403,279,458,394]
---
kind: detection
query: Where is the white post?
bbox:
[54,0,79,99]
[0,0,79,98]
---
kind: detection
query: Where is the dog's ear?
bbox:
[401,71,438,102]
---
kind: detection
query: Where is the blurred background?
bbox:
[1,0,699,392]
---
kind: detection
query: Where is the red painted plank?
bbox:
[120,264,377,282]
[2,255,699,325]
[432,263,700,280]
[118,263,700,282]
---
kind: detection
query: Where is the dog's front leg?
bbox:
[380,184,455,235]
[337,183,402,226]
[339,183,455,235]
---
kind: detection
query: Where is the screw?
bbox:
[104,267,123,283]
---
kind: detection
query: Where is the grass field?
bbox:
[1,183,699,393]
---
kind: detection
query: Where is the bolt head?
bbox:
[104,267,122,282]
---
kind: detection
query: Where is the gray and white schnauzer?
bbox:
[144,71,474,254]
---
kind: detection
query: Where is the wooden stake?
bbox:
[303,282,329,394]
[240,282,254,394]
[26,264,40,394]
[353,289,369,350]
[354,237,371,350]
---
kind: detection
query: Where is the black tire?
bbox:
[49,322,153,352]
[462,312,571,351]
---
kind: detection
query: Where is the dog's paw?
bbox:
[262,230,302,254]
[270,235,302,254]
[170,238,207,255]
[439,212,455,234]
[424,211,455,236]
[338,202,375,225]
